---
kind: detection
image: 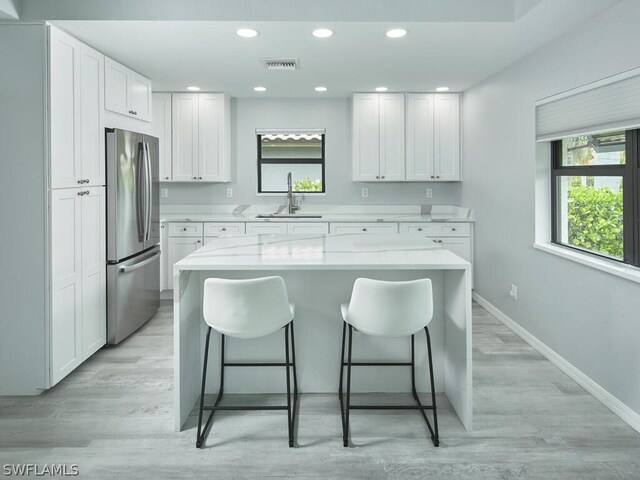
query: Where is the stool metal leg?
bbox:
[343,325,354,447]
[338,321,347,434]
[425,326,439,446]
[197,328,225,448]
[285,323,294,447]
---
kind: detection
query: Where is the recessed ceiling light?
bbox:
[312,28,334,38]
[436,86,450,92]
[186,86,200,91]
[253,86,267,92]
[375,87,389,92]
[236,28,259,38]
[386,28,408,38]
[315,86,328,92]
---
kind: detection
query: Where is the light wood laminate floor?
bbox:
[1,300,639,479]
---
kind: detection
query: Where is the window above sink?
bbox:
[256,129,326,194]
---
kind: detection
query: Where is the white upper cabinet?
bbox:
[171,93,230,183]
[433,94,460,181]
[104,57,152,122]
[379,94,406,181]
[352,93,405,182]
[152,93,172,181]
[406,93,460,181]
[49,26,104,188]
[406,93,435,181]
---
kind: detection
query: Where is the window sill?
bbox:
[533,242,640,285]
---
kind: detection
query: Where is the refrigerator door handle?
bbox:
[119,251,161,274]
[144,142,152,242]
[136,141,146,241]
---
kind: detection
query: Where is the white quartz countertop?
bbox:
[174,233,471,271]
[160,205,474,224]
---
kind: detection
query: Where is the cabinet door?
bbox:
[406,94,435,181]
[352,94,380,181]
[199,94,230,182]
[433,94,460,181]
[172,94,199,181]
[379,93,405,181]
[104,57,129,116]
[80,187,106,358]
[431,237,470,262]
[79,44,105,186]
[330,223,399,234]
[50,27,80,189]
[245,223,288,234]
[130,72,152,122]
[50,189,83,385]
[167,237,202,289]
[152,93,172,181]
[287,222,329,234]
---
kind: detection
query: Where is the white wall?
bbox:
[461,0,640,419]
[0,0,21,19]
[162,97,461,206]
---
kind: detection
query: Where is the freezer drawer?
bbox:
[107,246,160,344]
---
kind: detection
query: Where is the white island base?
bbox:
[174,234,472,432]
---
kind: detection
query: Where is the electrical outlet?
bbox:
[426,188,433,199]
[509,284,518,301]
[226,188,233,198]
[361,187,369,198]
[161,188,168,199]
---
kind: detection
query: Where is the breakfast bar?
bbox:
[173,233,473,432]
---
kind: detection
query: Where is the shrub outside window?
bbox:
[551,130,639,266]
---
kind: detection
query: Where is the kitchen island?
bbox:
[173,233,472,432]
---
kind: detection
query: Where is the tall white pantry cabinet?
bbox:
[0,23,108,394]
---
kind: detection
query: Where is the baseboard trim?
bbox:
[472,292,640,434]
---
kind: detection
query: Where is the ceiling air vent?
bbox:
[262,58,299,71]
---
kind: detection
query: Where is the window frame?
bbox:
[550,129,639,266]
[256,132,326,194]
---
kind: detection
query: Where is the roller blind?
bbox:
[536,68,640,141]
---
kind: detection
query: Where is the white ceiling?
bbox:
[51,0,621,97]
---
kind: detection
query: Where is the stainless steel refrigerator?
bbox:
[106,128,160,344]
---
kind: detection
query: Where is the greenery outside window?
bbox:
[551,130,639,266]
[257,131,325,194]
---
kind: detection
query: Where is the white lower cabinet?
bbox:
[330,222,399,234]
[204,222,245,235]
[167,236,203,289]
[245,223,288,234]
[51,187,106,386]
[429,237,471,262]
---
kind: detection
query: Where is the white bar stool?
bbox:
[196,276,298,449]
[338,278,439,447]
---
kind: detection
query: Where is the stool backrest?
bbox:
[346,278,433,337]
[203,276,293,339]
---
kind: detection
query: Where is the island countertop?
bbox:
[174,233,471,271]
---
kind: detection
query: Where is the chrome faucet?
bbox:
[287,172,300,214]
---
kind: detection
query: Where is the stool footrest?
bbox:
[202,405,288,411]
[341,362,412,366]
[349,405,435,411]
[224,362,292,367]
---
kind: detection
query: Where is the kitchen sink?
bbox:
[255,214,323,219]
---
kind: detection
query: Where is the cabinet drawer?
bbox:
[428,237,471,262]
[168,222,203,237]
[203,222,245,235]
[330,222,398,234]
[245,223,288,234]
[287,222,329,234]
[399,222,469,237]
